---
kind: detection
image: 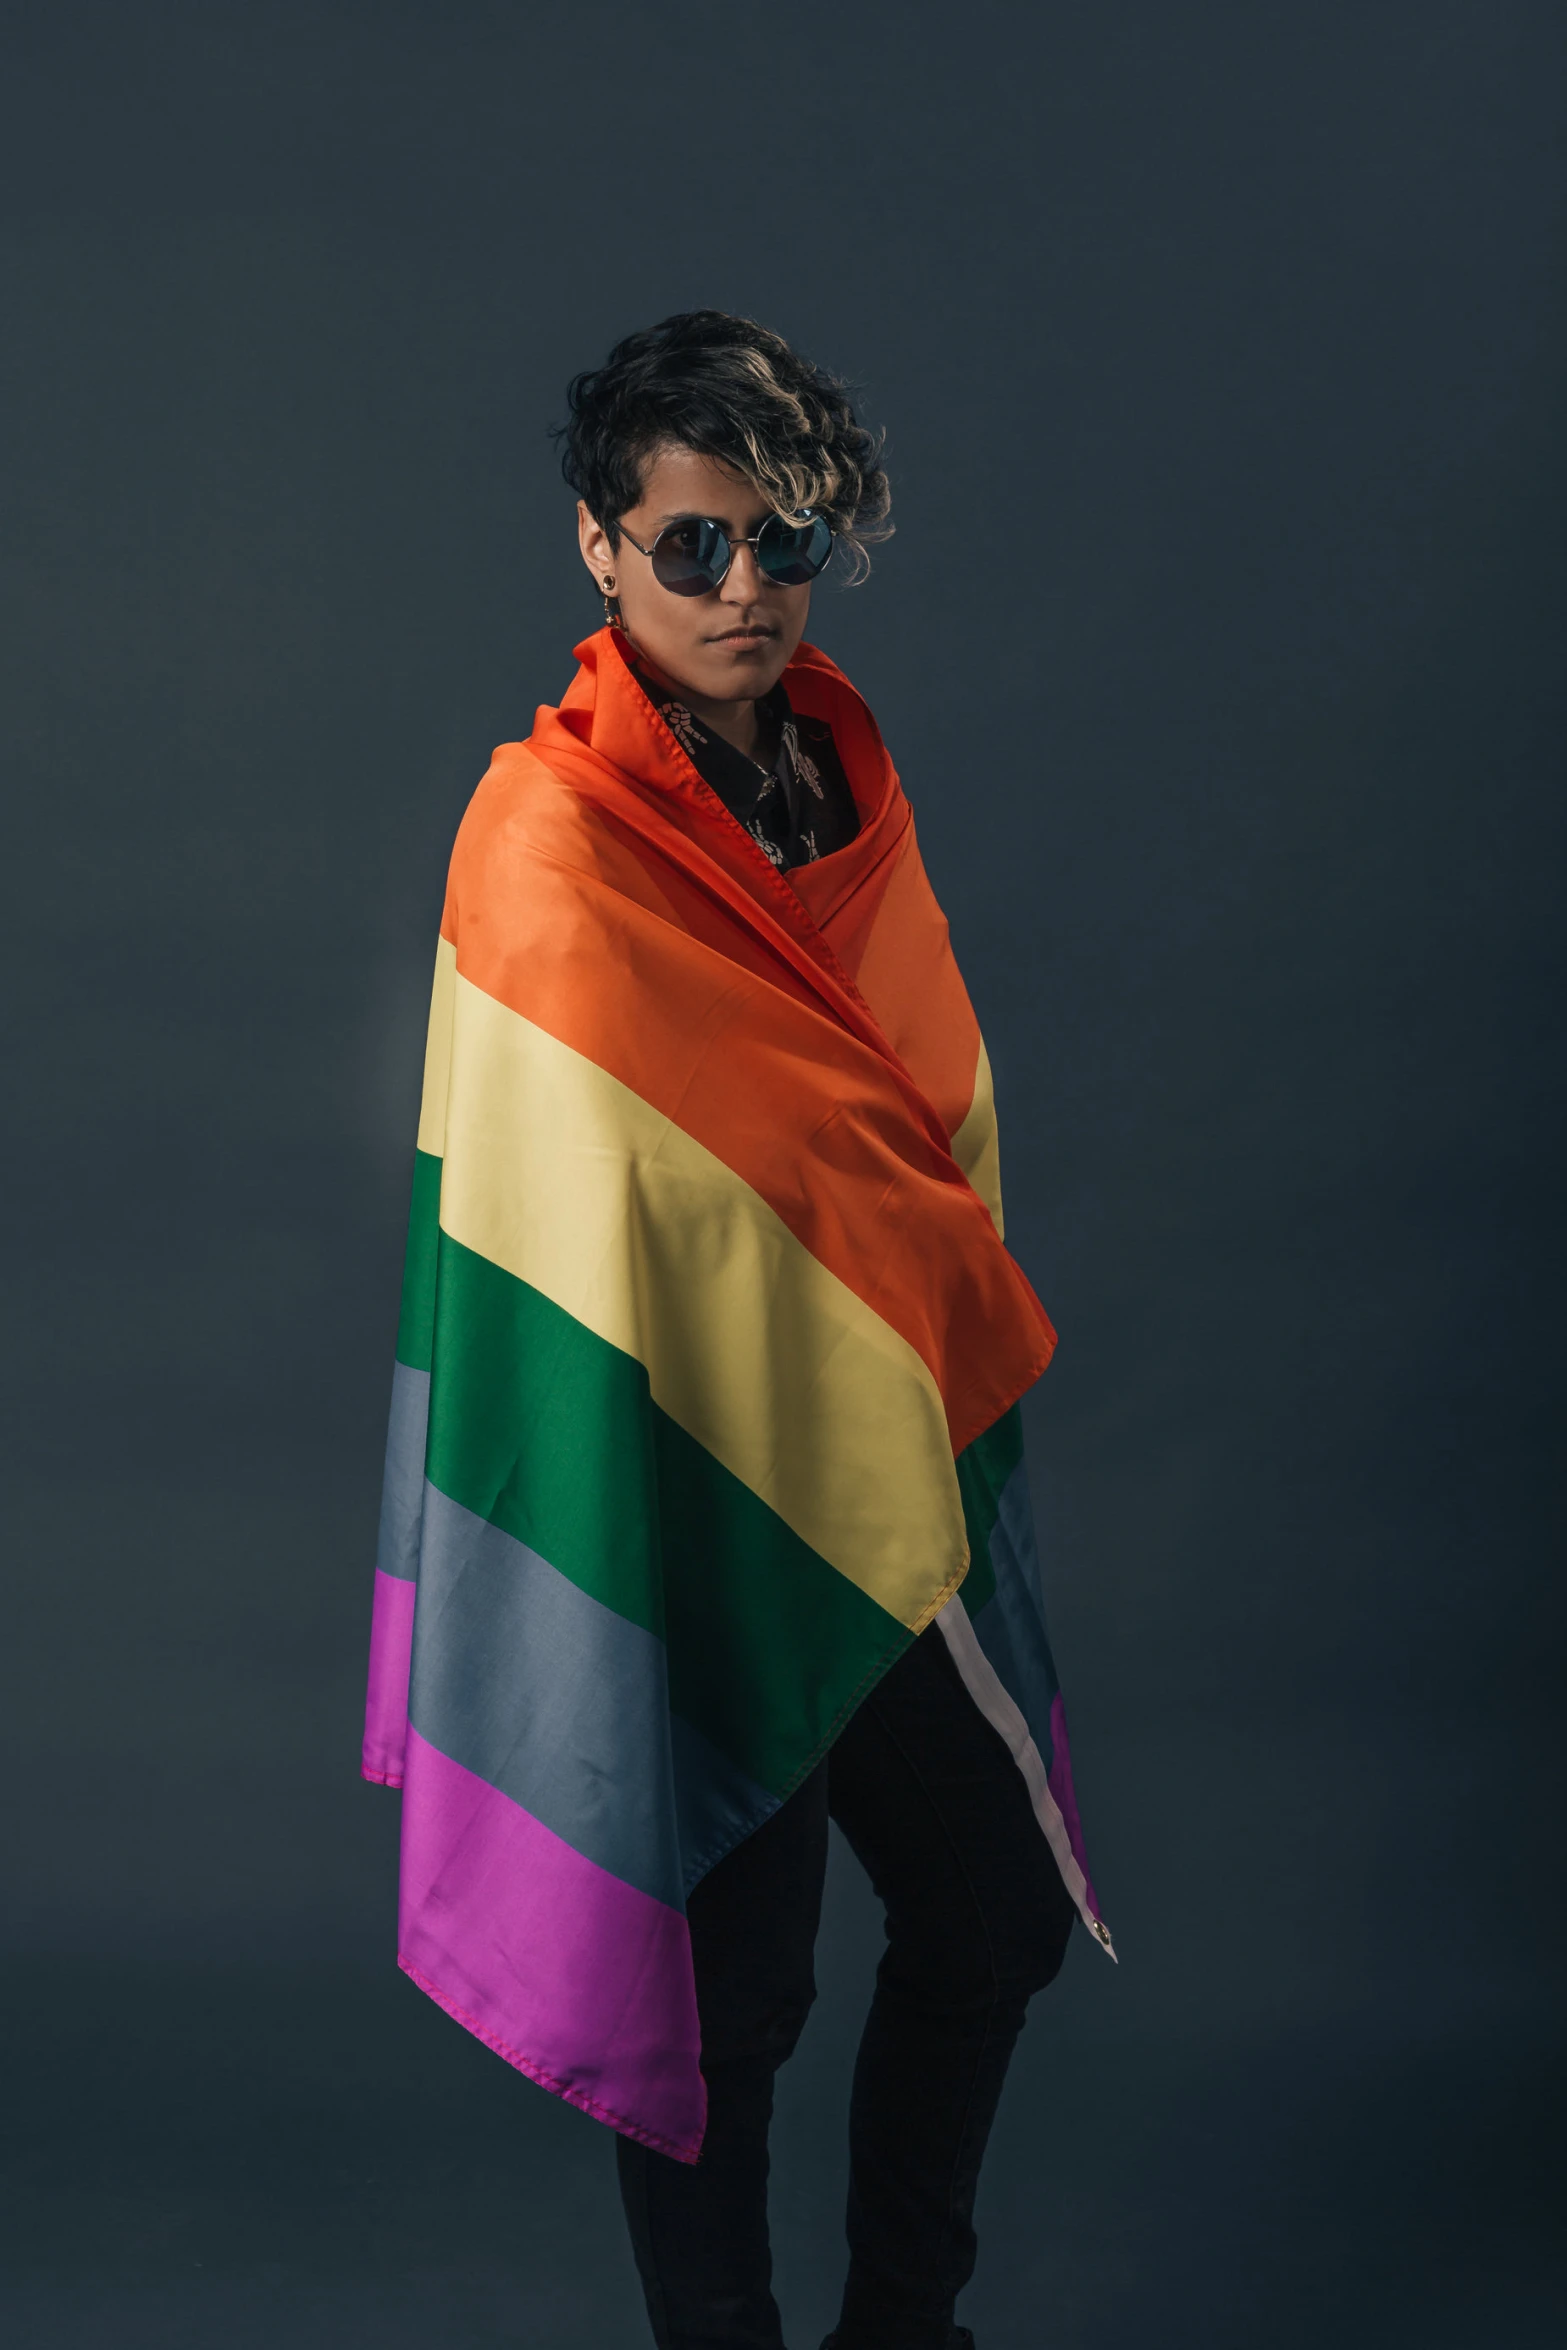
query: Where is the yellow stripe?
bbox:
[416,934,457,1158]
[439,968,969,1630]
[950,1039,1004,1239]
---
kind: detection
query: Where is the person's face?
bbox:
[577,445,813,709]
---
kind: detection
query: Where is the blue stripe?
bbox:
[670,1712,781,1892]
[406,1481,777,1909]
[375,1361,429,1582]
[966,1457,1061,1767]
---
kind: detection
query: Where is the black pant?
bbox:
[616,1626,1077,2350]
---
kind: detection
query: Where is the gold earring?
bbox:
[602,575,620,628]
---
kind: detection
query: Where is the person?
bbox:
[362,310,1110,2350]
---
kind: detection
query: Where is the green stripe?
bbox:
[394,1148,442,1372]
[955,1402,1025,1616]
[422,1232,913,1797]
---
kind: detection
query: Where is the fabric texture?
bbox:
[362,625,1110,2161]
[615,1628,1078,2350]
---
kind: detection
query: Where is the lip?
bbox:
[706,626,777,646]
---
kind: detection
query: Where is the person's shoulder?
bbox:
[467,734,583,825]
[447,737,603,889]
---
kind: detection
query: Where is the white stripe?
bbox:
[935,1594,1116,1961]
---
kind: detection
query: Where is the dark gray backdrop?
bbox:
[2,4,1562,2345]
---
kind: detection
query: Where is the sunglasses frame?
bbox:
[616,509,835,597]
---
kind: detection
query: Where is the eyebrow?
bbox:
[652,505,773,529]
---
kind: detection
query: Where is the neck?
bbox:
[681,690,764,762]
[621,639,769,764]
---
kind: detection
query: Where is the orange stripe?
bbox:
[441,745,1054,1454]
[794,813,982,1142]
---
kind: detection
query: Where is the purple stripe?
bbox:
[1046,1692,1102,1920]
[362,1568,416,1786]
[397,1725,705,2161]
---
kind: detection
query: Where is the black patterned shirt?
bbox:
[624,649,860,871]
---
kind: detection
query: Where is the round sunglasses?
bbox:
[617,509,834,597]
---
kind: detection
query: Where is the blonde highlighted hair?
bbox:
[557,311,892,584]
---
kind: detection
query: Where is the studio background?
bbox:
[2,5,1562,2346]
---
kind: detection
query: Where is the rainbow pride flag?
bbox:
[363,629,1110,2161]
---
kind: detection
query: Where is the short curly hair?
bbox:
[556,310,892,583]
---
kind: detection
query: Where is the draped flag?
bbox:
[363,627,1111,2161]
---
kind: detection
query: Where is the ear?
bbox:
[578,499,617,588]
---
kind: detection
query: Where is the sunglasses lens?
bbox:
[757,512,834,586]
[649,518,729,596]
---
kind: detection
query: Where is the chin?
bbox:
[700,642,789,693]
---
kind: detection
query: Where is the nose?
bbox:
[719,541,767,602]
